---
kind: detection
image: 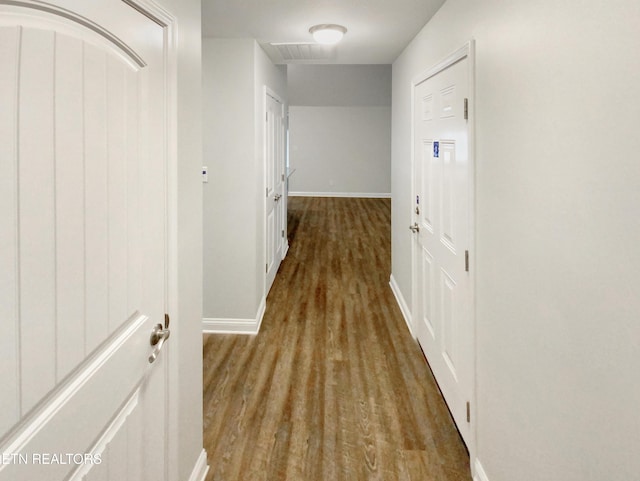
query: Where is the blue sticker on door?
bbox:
[433,141,439,158]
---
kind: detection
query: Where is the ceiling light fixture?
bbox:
[309,24,347,45]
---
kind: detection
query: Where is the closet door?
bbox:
[265,89,285,294]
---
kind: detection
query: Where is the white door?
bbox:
[411,45,474,448]
[265,90,285,293]
[0,1,170,480]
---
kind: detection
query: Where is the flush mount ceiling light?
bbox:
[309,24,347,45]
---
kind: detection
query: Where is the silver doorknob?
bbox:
[274,193,282,202]
[148,323,171,363]
[409,223,420,233]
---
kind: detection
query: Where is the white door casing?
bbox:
[410,42,476,453]
[0,1,173,479]
[265,88,285,294]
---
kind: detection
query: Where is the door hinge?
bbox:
[266,112,268,122]
[465,250,469,272]
[464,98,468,120]
[266,263,268,273]
[281,229,285,238]
[281,174,285,181]
[266,187,269,197]
[466,402,471,423]
[164,313,170,329]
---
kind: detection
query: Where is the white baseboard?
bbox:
[288,191,391,199]
[473,459,489,481]
[187,449,209,481]
[389,274,413,337]
[202,298,266,335]
[255,296,266,332]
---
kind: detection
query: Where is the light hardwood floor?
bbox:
[203,197,471,481]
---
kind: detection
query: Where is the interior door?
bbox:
[265,90,285,293]
[0,1,169,479]
[411,47,474,448]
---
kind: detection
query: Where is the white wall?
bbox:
[392,1,640,480]
[202,39,287,326]
[289,106,391,195]
[203,39,257,321]
[288,65,391,196]
[157,0,204,479]
[288,64,391,106]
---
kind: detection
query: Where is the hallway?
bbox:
[203,197,470,480]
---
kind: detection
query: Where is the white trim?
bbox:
[389,275,413,337]
[133,3,183,481]
[125,2,209,480]
[473,459,489,481]
[412,42,472,87]
[288,191,391,199]
[202,297,266,335]
[255,296,267,332]
[202,318,258,334]
[187,449,209,481]
[468,40,478,470]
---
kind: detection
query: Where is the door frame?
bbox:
[263,86,286,297]
[121,1,181,479]
[409,40,477,469]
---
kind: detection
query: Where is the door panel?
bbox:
[18,25,57,413]
[274,106,284,257]
[0,23,19,437]
[420,246,435,338]
[55,32,86,380]
[0,2,168,479]
[266,207,275,276]
[441,268,457,377]
[84,43,110,354]
[440,142,457,249]
[106,56,130,333]
[420,140,434,232]
[1,315,152,481]
[412,52,473,447]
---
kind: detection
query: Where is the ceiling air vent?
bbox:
[269,42,334,62]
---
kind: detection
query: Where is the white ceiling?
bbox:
[201,0,446,64]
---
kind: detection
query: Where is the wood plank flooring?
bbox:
[203,197,471,481]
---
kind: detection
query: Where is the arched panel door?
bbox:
[0,2,170,479]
